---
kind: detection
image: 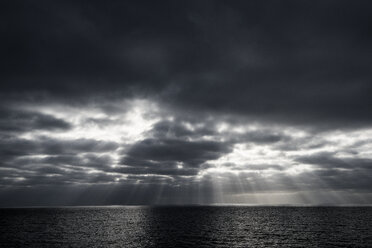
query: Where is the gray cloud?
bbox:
[296,152,372,170]
[229,130,290,144]
[0,137,119,168]
[1,0,372,206]
[116,137,231,177]
[223,163,285,171]
[1,1,372,128]
[150,120,216,139]
[112,165,199,177]
[123,138,231,167]
[0,108,71,133]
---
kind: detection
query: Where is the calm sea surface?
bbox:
[0,206,371,247]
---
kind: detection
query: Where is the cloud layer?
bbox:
[1,0,372,206]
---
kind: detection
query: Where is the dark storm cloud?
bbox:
[106,119,228,176]
[230,130,290,144]
[150,119,289,144]
[0,136,119,187]
[1,0,372,128]
[113,119,291,176]
[123,138,231,167]
[112,164,199,177]
[98,117,223,177]
[150,120,216,139]
[0,108,71,133]
[0,137,118,163]
[0,168,118,187]
[0,153,120,187]
[296,152,372,170]
[38,138,119,155]
[13,154,114,171]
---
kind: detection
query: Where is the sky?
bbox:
[1,0,372,206]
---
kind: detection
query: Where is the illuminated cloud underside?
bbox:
[1,98,371,206]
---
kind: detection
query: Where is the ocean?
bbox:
[0,206,371,247]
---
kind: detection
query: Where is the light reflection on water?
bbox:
[0,206,371,247]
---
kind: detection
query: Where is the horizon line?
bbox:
[1,204,372,208]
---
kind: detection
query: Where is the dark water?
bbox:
[0,206,371,248]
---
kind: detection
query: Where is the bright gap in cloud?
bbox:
[20,99,160,143]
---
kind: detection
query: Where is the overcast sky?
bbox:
[1,0,372,206]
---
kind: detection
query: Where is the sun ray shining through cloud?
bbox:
[1,97,372,205]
